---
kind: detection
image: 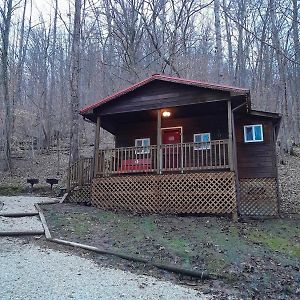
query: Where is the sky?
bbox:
[27,0,70,24]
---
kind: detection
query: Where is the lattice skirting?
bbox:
[68,185,91,204]
[239,178,279,216]
[91,172,237,215]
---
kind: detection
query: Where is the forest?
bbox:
[0,0,299,172]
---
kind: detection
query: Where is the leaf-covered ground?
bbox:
[42,203,300,299]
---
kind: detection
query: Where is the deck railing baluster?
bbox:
[171,145,173,170]
[111,149,114,174]
[183,143,186,170]
[201,144,204,169]
[189,143,192,170]
[98,151,101,176]
[73,140,229,181]
[214,142,217,167]
[210,142,213,168]
[218,141,221,167]
[163,145,166,171]
[169,145,171,170]
[223,141,225,167]
[193,143,195,170]
[204,144,207,168]
[68,140,229,191]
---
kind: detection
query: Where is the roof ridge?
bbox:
[153,74,249,92]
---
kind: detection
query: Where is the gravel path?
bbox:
[0,215,44,232]
[0,237,209,300]
[0,196,57,214]
[0,196,57,233]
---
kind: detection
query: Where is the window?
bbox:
[244,124,264,143]
[194,133,211,150]
[135,138,150,154]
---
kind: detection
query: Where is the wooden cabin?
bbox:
[68,74,281,218]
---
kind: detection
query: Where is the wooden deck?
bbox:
[66,139,278,217]
[68,140,229,189]
[96,140,229,177]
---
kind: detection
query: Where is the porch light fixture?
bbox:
[162,111,171,117]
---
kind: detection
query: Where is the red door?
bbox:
[162,128,181,145]
[161,128,182,170]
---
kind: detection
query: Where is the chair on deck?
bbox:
[118,158,152,173]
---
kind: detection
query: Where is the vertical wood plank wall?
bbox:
[235,114,279,216]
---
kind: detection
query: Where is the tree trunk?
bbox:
[236,0,246,87]
[223,0,234,83]
[0,0,13,172]
[214,0,223,83]
[69,0,82,165]
[48,0,58,148]
[292,0,300,143]
[270,0,289,154]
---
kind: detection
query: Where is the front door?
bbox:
[161,128,182,170]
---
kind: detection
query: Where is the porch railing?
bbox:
[95,139,229,177]
[68,157,93,191]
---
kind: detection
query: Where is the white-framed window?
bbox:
[194,133,211,150]
[244,124,264,143]
[135,138,150,154]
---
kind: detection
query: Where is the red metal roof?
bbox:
[80,74,249,114]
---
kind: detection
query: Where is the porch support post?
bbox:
[93,116,101,177]
[157,109,162,174]
[227,100,233,171]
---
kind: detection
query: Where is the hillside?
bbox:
[0,146,299,214]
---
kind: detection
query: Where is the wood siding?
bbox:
[235,114,277,178]
[115,114,228,148]
[96,80,230,116]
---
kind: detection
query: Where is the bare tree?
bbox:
[69,0,82,164]
[214,0,223,82]
[48,0,58,147]
[1,0,299,172]
[222,0,234,82]
[0,0,13,171]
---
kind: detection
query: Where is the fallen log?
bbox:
[50,238,220,280]
[0,212,39,217]
[37,204,222,281]
[0,230,44,236]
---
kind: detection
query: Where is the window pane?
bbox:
[254,126,262,141]
[202,133,210,142]
[245,127,253,141]
[143,139,150,146]
[194,134,201,143]
[136,140,143,147]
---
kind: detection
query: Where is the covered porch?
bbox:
[68,99,235,196]
[92,99,234,178]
